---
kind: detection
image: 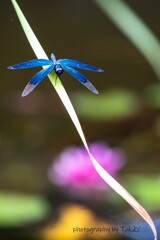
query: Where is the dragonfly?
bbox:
[8,53,103,97]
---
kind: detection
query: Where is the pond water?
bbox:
[0,1,160,239]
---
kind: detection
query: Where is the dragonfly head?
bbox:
[54,64,63,75]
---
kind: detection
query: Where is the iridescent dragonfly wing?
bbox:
[60,64,99,94]
[8,59,53,69]
[58,59,103,72]
[22,65,54,97]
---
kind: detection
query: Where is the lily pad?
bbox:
[73,89,139,121]
[0,192,49,226]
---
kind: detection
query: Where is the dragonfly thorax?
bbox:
[54,63,63,75]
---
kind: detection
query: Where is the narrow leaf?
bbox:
[94,0,160,80]
[10,1,157,239]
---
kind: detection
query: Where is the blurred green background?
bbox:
[0,0,160,239]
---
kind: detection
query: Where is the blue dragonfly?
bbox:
[8,53,103,97]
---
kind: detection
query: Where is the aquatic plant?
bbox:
[9,1,157,239]
[49,142,126,196]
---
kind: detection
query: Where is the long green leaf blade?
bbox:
[10,1,157,239]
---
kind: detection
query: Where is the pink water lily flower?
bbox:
[48,142,126,195]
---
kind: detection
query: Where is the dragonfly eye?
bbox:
[54,64,63,75]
